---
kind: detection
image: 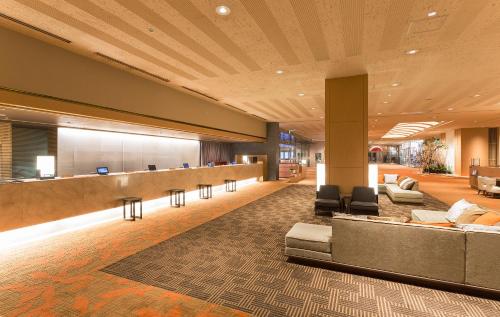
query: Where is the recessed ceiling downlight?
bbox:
[406,49,419,55]
[298,93,305,97]
[427,11,437,17]
[276,69,284,74]
[215,5,231,16]
[391,82,400,87]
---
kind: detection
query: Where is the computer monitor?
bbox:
[148,164,157,171]
[182,163,190,168]
[96,167,109,175]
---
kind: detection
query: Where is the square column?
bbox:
[325,74,368,193]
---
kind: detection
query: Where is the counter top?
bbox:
[0,164,257,184]
[0,163,263,232]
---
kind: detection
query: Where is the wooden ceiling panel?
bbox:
[1,0,499,142]
[165,0,260,71]
[115,0,238,75]
[289,0,329,61]
[240,0,300,65]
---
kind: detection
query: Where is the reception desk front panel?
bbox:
[0,164,263,232]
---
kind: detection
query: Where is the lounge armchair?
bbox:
[314,185,341,214]
[348,186,379,216]
[477,176,490,195]
[486,180,500,198]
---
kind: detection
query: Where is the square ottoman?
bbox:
[285,222,332,261]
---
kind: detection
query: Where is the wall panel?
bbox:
[57,128,200,176]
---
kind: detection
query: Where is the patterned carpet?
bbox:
[377,192,450,218]
[103,185,499,317]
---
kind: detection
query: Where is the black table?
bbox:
[225,179,237,192]
[122,197,142,221]
[198,184,213,199]
[169,189,185,207]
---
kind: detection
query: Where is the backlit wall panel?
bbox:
[58,128,200,176]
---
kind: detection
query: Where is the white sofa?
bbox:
[386,181,423,204]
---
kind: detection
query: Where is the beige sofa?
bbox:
[385,181,423,204]
[285,217,500,293]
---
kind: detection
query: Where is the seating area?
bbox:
[380,174,424,204]
[314,185,379,216]
[287,171,500,297]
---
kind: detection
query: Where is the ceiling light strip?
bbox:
[181,86,219,102]
[0,12,71,43]
[95,52,170,84]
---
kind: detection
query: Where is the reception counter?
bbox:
[0,164,263,232]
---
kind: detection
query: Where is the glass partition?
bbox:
[58,128,200,176]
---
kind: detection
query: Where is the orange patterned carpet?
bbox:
[0,181,288,317]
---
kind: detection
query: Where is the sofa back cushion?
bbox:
[351,186,376,203]
[455,205,488,224]
[331,217,466,283]
[445,199,476,222]
[317,185,340,200]
[384,174,398,184]
[465,230,500,290]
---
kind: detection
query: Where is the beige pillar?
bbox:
[325,74,368,193]
[0,122,12,178]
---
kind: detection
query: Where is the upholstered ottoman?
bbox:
[285,223,332,261]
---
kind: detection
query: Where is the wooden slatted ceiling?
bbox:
[1,0,500,141]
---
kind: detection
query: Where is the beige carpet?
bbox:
[104,185,499,317]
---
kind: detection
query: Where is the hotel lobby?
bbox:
[0,1,500,316]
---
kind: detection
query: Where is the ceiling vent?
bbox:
[95,53,170,84]
[181,86,218,102]
[0,12,71,43]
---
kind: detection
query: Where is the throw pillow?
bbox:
[455,205,488,224]
[384,174,398,184]
[445,199,476,222]
[397,176,408,186]
[401,178,415,190]
[399,178,412,189]
[473,211,500,226]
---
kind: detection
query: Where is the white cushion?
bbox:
[445,199,476,222]
[411,209,448,222]
[384,174,398,184]
[285,223,332,253]
[386,184,423,198]
[455,224,500,233]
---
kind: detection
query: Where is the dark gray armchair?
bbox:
[348,186,379,216]
[314,185,341,214]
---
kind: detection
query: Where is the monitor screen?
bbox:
[96,167,109,175]
[182,163,190,168]
[148,164,157,171]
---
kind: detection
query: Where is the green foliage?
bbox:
[419,138,449,174]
